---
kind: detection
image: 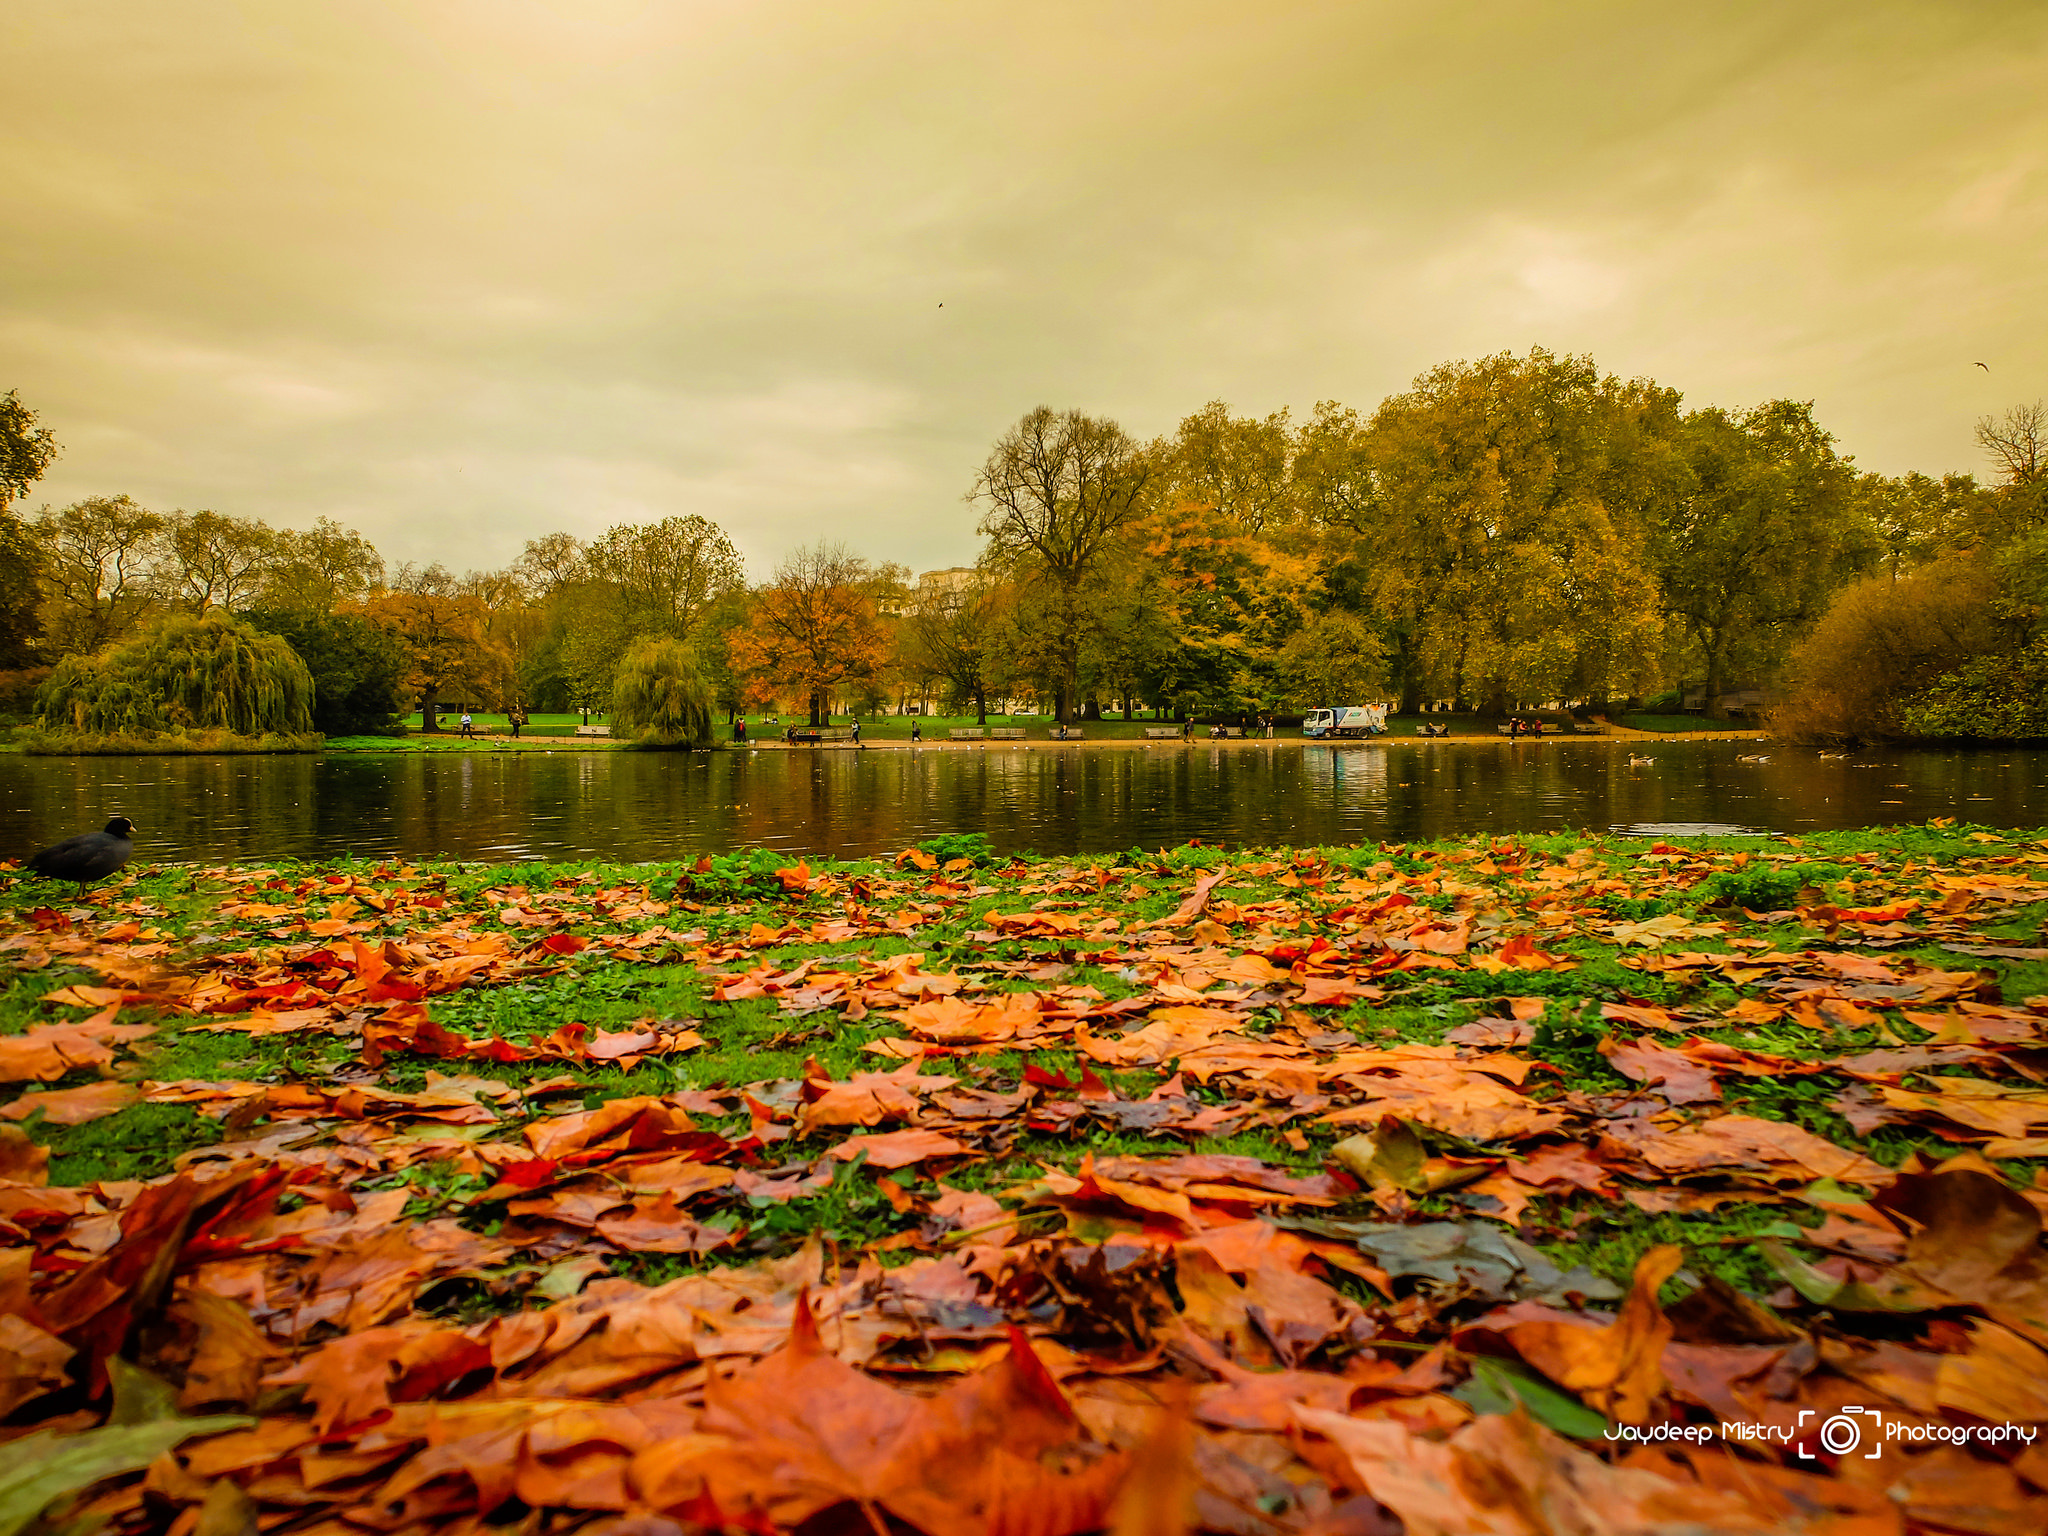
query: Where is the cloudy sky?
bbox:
[5,1,2044,578]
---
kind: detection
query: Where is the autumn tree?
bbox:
[1652,400,1866,713]
[357,565,499,730]
[32,495,166,654]
[162,510,280,613]
[729,543,893,725]
[1356,350,1679,711]
[1160,401,1296,534]
[972,407,1157,723]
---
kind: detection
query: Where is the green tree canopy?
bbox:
[36,612,314,738]
[1653,399,1867,713]
[0,391,58,511]
[242,607,408,735]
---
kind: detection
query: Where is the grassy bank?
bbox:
[16,728,324,755]
[6,825,2047,1529]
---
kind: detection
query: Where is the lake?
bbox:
[0,740,2040,867]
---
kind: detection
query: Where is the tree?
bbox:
[728,543,892,725]
[1161,401,1296,533]
[1977,401,2047,486]
[1653,401,1866,713]
[242,607,408,735]
[972,406,1157,722]
[903,572,1006,723]
[266,518,385,613]
[611,635,713,747]
[583,515,746,636]
[36,612,313,738]
[162,511,280,613]
[0,514,44,668]
[0,391,59,512]
[515,531,587,595]
[357,581,499,730]
[1356,351,1680,711]
[32,495,166,655]
[1854,471,1981,580]
[1969,401,2048,547]
[1270,609,1386,710]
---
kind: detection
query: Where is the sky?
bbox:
[4,0,2044,579]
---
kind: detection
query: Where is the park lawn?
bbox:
[6,824,2048,1530]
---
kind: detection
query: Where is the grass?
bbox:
[5,824,2041,1302]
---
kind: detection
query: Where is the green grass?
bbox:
[1617,713,1754,733]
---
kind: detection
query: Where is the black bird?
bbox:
[27,817,138,896]
[1976,362,1991,371]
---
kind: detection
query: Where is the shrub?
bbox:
[36,613,314,738]
[1899,637,2048,740]
[611,635,713,747]
[1770,554,1998,743]
[1690,862,1848,912]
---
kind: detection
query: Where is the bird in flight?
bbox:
[1977,362,1991,371]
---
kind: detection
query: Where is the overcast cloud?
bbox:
[4,0,2043,577]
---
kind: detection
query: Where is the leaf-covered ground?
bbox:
[6,825,2048,1534]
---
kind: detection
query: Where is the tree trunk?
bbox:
[422,697,439,732]
[1703,637,1729,719]
[808,690,824,727]
[975,688,987,725]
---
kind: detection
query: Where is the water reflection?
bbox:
[0,740,2037,866]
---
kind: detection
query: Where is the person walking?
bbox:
[508,712,521,740]
[459,712,474,739]
[733,718,747,743]
[910,720,920,742]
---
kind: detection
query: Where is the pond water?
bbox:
[0,740,2041,867]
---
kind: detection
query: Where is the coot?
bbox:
[27,817,138,894]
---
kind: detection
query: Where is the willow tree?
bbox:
[610,635,713,747]
[36,612,314,737]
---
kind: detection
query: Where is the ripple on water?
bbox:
[1612,821,1769,838]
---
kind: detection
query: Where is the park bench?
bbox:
[949,728,985,740]
[788,726,856,743]
[989,727,1026,740]
[1571,722,1606,734]
[1144,727,1183,739]
[574,724,612,737]
[1046,728,1085,740]
[1209,726,1244,739]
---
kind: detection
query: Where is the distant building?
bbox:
[881,566,976,618]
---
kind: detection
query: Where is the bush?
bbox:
[1690,862,1848,912]
[19,728,322,756]
[1770,555,1998,743]
[36,613,314,738]
[611,635,713,747]
[1899,639,2048,740]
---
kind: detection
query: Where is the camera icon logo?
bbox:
[1797,1406,1884,1460]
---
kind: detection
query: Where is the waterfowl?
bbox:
[1737,753,1771,763]
[1627,754,1655,767]
[27,817,137,896]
